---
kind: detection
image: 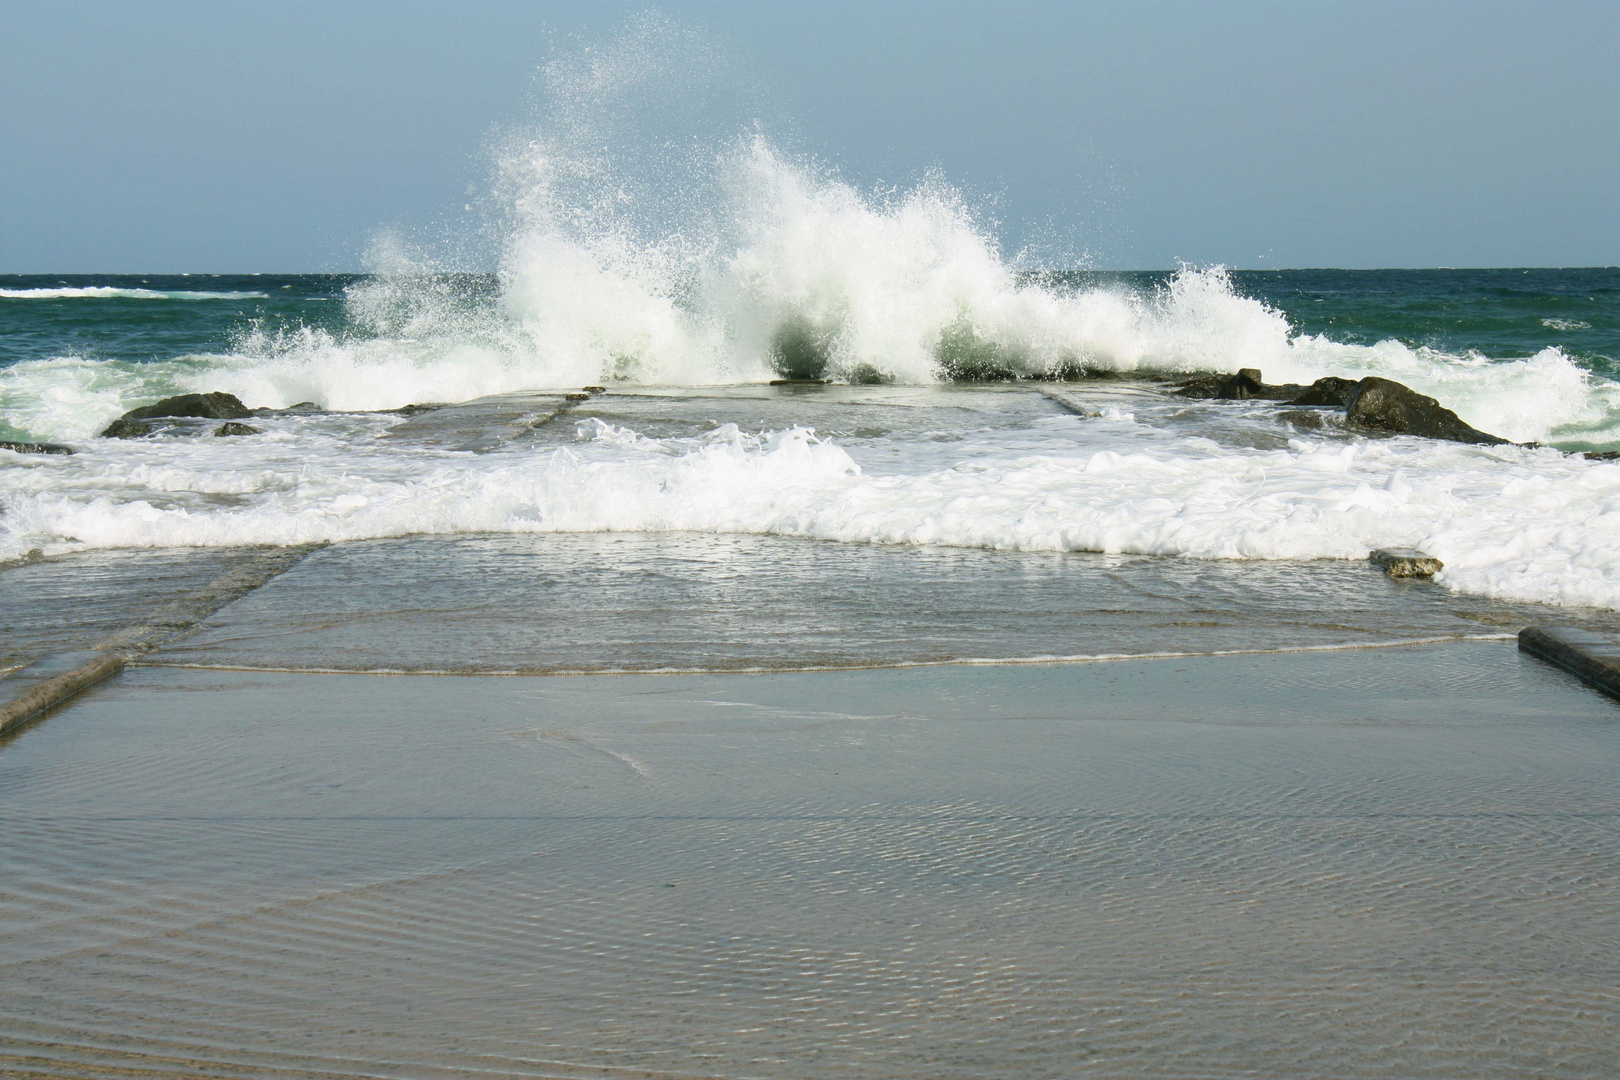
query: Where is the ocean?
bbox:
[3,253,1619,612]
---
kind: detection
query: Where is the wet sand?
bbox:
[2,641,1617,1078]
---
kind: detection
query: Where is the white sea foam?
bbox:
[0,287,269,300]
[6,412,1620,609]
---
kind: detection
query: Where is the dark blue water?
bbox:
[4,269,1616,374]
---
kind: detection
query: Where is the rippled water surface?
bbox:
[2,644,1616,1078]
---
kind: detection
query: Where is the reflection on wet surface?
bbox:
[153,531,1620,673]
[0,546,306,668]
[2,644,1616,1078]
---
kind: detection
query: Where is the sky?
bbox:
[1,0,1616,272]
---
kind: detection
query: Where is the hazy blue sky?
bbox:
[2,0,1615,271]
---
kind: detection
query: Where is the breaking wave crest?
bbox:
[6,137,1615,445]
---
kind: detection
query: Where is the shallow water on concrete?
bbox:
[2,642,1616,1078]
[151,531,1620,674]
[0,546,310,669]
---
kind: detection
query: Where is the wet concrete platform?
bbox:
[1,642,1616,1078]
[0,546,315,670]
[382,391,579,451]
[150,531,1620,674]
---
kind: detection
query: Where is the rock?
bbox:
[99,417,160,439]
[1180,372,1508,445]
[1175,369,1306,401]
[1289,376,1362,407]
[213,422,262,437]
[121,392,251,422]
[1282,376,1507,445]
[1582,449,1620,461]
[848,364,894,386]
[101,391,253,438]
[582,386,607,394]
[1174,373,1231,398]
[1370,548,1443,578]
[394,403,446,417]
[0,440,74,455]
[1344,377,1506,444]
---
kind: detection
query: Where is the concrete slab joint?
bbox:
[0,543,325,738]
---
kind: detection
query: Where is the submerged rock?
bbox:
[213,422,263,437]
[101,391,254,438]
[0,440,74,455]
[848,364,894,386]
[99,417,162,438]
[1274,409,1327,430]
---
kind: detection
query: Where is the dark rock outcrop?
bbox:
[1176,368,1305,401]
[1288,377,1362,407]
[1177,370,1508,446]
[121,392,251,422]
[0,440,75,455]
[101,392,253,438]
[99,418,162,438]
[213,422,262,437]
[1341,377,1506,445]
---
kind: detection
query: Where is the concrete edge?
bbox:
[0,651,127,738]
[1518,626,1620,701]
[0,542,325,739]
[1033,386,1087,414]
